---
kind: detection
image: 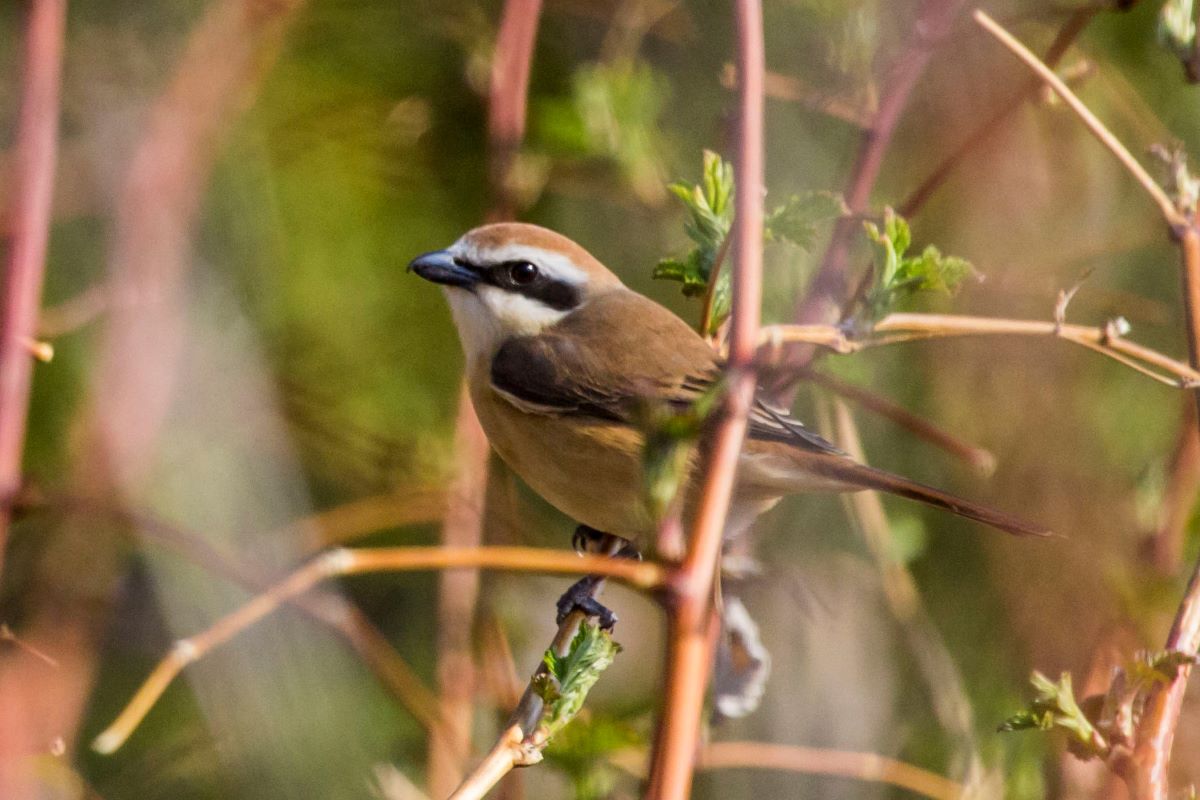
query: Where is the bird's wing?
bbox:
[488,290,843,455]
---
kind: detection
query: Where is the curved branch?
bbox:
[697,741,963,800]
[757,313,1200,389]
[92,546,665,755]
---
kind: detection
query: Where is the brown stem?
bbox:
[486,0,544,223]
[792,0,966,333]
[697,741,964,800]
[644,2,764,797]
[1131,225,1200,799]
[0,0,67,576]
[803,370,995,473]
[1150,399,1199,575]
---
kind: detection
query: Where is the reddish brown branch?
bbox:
[791,0,965,333]
[0,0,67,575]
[644,2,765,797]
[486,0,544,223]
[1132,225,1200,799]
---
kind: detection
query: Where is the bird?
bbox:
[408,223,1046,620]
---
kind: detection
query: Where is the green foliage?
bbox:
[764,191,846,250]
[532,623,623,741]
[861,208,973,322]
[1000,652,1200,764]
[655,150,843,334]
[534,60,670,203]
[545,713,644,800]
[637,381,724,522]
[999,672,1105,757]
[1159,0,1197,62]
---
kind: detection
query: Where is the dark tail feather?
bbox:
[804,455,1051,538]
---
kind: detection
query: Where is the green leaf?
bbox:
[1159,0,1197,60]
[765,191,847,250]
[545,713,644,800]
[533,623,623,740]
[861,208,975,321]
[999,671,1107,759]
[637,381,723,521]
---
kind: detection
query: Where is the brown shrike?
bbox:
[409,223,1045,621]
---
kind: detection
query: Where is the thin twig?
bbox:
[696,741,964,800]
[1150,400,1199,574]
[899,6,1097,217]
[92,546,664,755]
[644,2,764,798]
[791,0,966,332]
[973,9,1184,229]
[757,313,1200,389]
[0,0,67,577]
[430,389,492,795]
[803,370,996,473]
[450,534,629,800]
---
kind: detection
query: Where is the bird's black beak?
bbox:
[408,249,479,289]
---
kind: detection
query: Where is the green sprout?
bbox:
[861,208,974,322]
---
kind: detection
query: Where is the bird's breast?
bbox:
[468,377,655,538]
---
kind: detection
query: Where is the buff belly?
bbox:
[470,382,656,538]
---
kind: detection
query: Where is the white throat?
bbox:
[443,286,570,367]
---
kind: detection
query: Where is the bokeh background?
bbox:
[2,0,1200,798]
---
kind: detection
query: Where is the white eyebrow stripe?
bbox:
[450,241,588,286]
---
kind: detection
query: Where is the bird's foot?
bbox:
[555,574,616,630]
[556,527,642,630]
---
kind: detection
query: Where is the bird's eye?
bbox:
[507,261,538,285]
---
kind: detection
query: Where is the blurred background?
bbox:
[2,0,1200,797]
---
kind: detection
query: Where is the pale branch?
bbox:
[18,490,445,732]
[757,313,1200,389]
[450,600,610,798]
[92,546,664,755]
[973,9,1185,229]
[696,741,964,800]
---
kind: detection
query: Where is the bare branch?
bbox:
[0,0,67,576]
[92,546,664,755]
[697,741,964,800]
[644,1,764,797]
[973,9,1184,228]
[758,313,1200,389]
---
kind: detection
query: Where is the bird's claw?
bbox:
[555,574,617,630]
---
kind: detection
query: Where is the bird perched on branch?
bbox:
[409,223,1046,619]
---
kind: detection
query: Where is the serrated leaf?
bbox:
[535,623,622,740]
[862,208,975,322]
[765,191,846,250]
[999,671,1107,759]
